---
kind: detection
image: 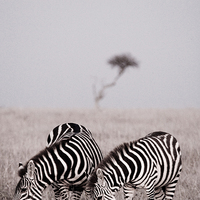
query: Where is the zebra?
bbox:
[86,131,182,200]
[13,123,103,200]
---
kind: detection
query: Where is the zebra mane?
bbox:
[87,141,135,188]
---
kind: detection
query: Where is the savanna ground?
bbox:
[0,107,200,199]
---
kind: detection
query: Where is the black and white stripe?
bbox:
[14,123,103,200]
[46,123,92,147]
[87,131,182,200]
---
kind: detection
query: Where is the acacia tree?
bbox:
[93,53,138,108]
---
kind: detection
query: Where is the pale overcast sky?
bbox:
[0,1,200,109]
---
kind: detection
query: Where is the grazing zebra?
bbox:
[86,131,182,200]
[13,123,103,200]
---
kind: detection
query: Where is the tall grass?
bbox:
[0,107,200,199]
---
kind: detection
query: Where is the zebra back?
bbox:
[46,123,92,147]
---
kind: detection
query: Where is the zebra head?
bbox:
[13,160,43,200]
[93,168,116,200]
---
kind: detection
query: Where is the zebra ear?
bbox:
[19,162,23,167]
[96,168,106,186]
[18,162,25,177]
[96,168,103,178]
[27,160,35,179]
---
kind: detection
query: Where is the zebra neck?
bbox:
[33,166,49,190]
[35,162,52,187]
[30,144,72,186]
[104,169,125,190]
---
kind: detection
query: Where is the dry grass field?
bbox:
[0,107,200,199]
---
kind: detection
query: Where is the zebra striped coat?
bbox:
[13,123,103,200]
[87,131,182,200]
[46,123,93,147]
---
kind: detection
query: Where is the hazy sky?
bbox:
[1,1,200,109]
